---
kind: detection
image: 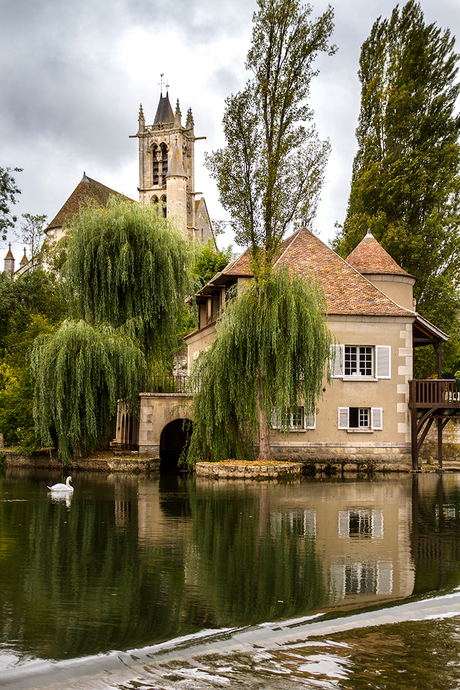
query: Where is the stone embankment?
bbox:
[1,449,159,473]
[3,449,460,476]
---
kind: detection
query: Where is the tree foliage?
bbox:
[17,213,47,262]
[0,166,21,242]
[63,199,194,359]
[205,0,335,272]
[31,320,146,464]
[31,199,195,462]
[192,240,235,288]
[333,0,460,373]
[0,270,67,447]
[186,268,332,464]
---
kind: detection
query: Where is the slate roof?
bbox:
[46,174,133,231]
[153,93,174,125]
[203,228,414,318]
[346,230,413,277]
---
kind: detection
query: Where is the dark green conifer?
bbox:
[334,1,460,373]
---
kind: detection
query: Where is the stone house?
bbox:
[127,227,446,470]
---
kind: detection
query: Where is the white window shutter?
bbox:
[338,407,349,429]
[376,561,393,595]
[304,408,316,429]
[331,344,344,378]
[271,408,279,429]
[371,407,383,430]
[338,511,350,537]
[372,510,384,538]
[376,346,391,379]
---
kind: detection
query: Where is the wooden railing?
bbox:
[409,379,460,407]
[141,375,199,394]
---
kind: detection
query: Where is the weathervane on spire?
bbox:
[159,74,169,95]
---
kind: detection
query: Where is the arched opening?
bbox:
[159,418,192,473]
[152,144,159,186]
[160,142,168,185]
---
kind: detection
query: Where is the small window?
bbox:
[331,345,391,380]
[345,346,372,376]
[338,407,383,431]
[271,407,316,430]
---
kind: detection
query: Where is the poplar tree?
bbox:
[191,0,335,461]
[334,0,460,371]
[206,0,335,272]
[32,199,194,462]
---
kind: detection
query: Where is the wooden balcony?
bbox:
[409,379,460,407]
[409,379,460,470]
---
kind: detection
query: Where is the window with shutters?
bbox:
[271,406,316,431]
[338,407,383,431]
[331,344,391,380]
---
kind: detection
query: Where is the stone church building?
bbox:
[4,89,213,276]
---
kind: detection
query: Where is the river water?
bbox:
[1,468,460,689]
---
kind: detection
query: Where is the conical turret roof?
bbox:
[346,230,412,277]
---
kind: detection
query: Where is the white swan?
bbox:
[47,476,74,492]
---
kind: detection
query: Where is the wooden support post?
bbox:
[438,414,443,469]
[411,407,419,471]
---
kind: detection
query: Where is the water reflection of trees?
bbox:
[187,482,328,626]
[0,475,196,660]
[412,474,460,594]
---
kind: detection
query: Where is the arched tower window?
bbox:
[161,195,167,218]
[160,143,168,186]
[152,144,159,186]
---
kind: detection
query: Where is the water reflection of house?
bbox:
[193,477,415,609]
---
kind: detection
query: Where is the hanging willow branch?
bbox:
[63,198,194,358]
[186,267,333,464]
[31,320,146,464]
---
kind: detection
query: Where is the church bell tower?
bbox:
[131,85,202,236]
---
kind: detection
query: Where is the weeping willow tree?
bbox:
[186,268,332,463]
[32,199,194,463]
[31,321,146,463]
[63,198,194,358]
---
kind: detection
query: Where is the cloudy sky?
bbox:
[1,0,459,260]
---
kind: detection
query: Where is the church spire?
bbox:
[4,243,14,277]
[153,84,174,126]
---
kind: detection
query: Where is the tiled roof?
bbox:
[209,229,413,318]
[346,230,411,277]
[46,174,133,230]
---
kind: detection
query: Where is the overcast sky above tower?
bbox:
[1,0,459,256]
